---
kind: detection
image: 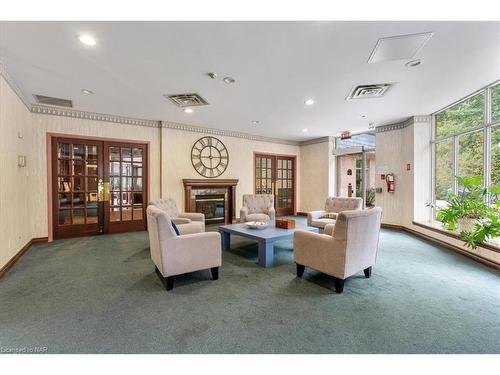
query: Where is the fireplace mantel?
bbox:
[183,179,238,224]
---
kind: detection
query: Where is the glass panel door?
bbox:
[254,154,295,217]
[53,138,103,239]
[276,156,294,216]
[104,143,147,233]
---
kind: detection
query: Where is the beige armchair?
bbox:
[146,205,222,291]
[307,197,363,230]
[294,207,382,293]
[240,194,276,222]
[149,198,205,234]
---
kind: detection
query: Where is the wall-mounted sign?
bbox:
[406,163,411,171]
[347,169,352,176]
[340,131,351,140]
[380,174,386,180]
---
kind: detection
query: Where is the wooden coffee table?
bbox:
[218,222,319,267]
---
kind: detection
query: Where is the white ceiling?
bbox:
[1,21,499,141]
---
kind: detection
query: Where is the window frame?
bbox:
[432,80,500,219]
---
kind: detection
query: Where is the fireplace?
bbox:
[183,179,238,225]
[195,194,225,224]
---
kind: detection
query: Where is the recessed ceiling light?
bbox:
[78,34,97,46]
[223,77,235,84]
[81,89,94,95]
[302,128,309,133]
[183,108,193,113]
[405,59,423,68]
[304,99,314,106]
[251,120,260,125]
[207,72,218,79]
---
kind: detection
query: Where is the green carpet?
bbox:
[0,219,499,354]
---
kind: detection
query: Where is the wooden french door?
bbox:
[52,137,148,239]
[254,154,295,216]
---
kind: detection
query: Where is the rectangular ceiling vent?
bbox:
[165,93,209,107]
[34,94,73,108]
[347,84,393,100]
[367,32,433,63]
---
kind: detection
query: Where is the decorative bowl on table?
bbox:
[246,221,269,230]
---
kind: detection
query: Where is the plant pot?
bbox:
[457,218,478,232]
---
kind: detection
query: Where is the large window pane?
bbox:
[436,92,484,138]
[435,140,453,206]
[492,84,500,123]
[458,130,483,180]
[492,126,500,186]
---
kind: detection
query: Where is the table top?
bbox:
[218,222,319,241]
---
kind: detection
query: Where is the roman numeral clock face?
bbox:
[191,136,229,178]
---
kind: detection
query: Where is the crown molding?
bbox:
[161,121,300,146]
[375,117,414,133]
[0,61,32,111]
[31,104,161,128]
[299,136,334,146]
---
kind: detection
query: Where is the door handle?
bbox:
[98,179,110,202]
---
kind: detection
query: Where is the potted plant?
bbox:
[436,176,500,248]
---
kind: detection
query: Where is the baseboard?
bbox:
[0,237,48,280]
[382,224,499,270]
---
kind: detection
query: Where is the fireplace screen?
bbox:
[195,194,225,224]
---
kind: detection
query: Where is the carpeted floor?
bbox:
[0,218,499,354]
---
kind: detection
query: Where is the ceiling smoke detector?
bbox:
[347,84,393,100]
[165,93,209,107]
[223,77,235,84]
[34,94,73,108]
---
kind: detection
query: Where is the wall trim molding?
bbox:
[161,121,300,146]
[31,104,161,128]
[299,136,334,146]
[0,237,48,280]
[375,117,413,133]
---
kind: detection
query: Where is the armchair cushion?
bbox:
[311,218,336,229]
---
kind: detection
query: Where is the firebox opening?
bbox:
[195,194,225,224]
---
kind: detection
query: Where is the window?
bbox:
[491,84,500,122]
[492,126,500,186]
[435,92,484,138]
[433,81,500,214]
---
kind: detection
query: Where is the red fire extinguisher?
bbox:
[386,173,395,193]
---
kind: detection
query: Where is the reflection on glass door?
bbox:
[254,154,295,217]
[52,138,148,239]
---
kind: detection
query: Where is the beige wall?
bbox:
[0,76,36,268]
[299,140,333,212]
[161,127,300,216]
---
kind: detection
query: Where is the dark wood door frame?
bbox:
[47,133,150,242]
[253,152,297,216]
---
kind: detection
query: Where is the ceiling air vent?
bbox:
[347,84,393,100]
[165,93,209,107]
[34,94,73,108]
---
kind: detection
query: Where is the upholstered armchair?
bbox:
[307,197,363,230]
[149,198,205,234]
[146,205,222,291]
[240,194,276,223]
[294,207,382,293]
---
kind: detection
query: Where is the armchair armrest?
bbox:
[179,212,205,222]
[163,232,222,276]
[324,223,335,236]
[307,210,326,226]
[240,206,249,222]
[172,217,191,225]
